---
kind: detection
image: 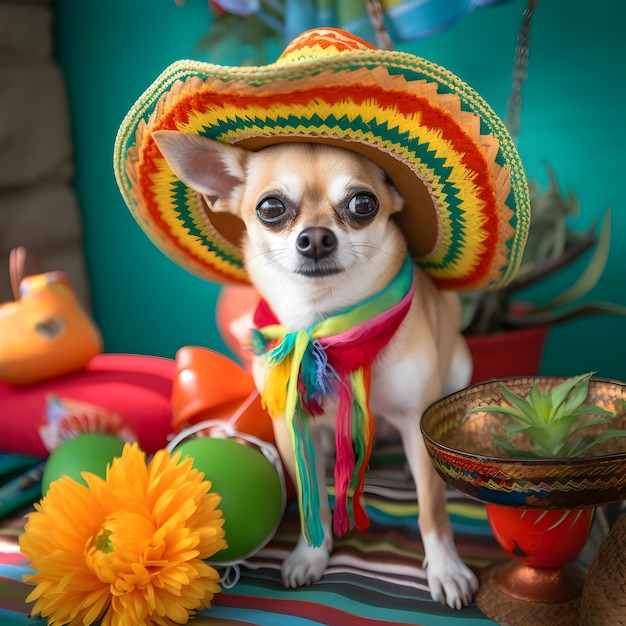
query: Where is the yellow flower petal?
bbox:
[20,442,227,625]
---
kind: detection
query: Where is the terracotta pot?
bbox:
[465,324,550,384]
[486,505,594,570]
[484,504,594,604]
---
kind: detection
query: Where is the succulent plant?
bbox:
[469,372,626,458]
[461,166,626,335]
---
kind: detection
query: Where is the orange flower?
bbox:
[19,442,227,626]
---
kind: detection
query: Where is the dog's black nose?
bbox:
[296,227,337,261]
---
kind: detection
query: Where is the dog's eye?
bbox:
[348,192,379,222]
[256,197,286,224]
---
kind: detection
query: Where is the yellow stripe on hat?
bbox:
[114,28,530,290]
[177,98,491,279]
[149,163,247,280]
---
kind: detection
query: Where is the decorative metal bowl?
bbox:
[421,376,626,509]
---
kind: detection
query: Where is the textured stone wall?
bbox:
[0,0,90,306]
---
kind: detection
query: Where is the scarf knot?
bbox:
[252,255,417,546]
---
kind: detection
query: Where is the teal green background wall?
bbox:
[54,0,626,380]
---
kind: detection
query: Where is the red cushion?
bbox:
[0,354,175,457]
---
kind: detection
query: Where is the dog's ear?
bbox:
[152,130,248,213]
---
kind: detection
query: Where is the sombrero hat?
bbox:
[114,27,530,291]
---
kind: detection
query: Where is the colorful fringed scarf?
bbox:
[252,255,417,547]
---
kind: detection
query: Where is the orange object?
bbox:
[215,284,261,369]
[172,345,273,443]
[171,345,295,501]
[0,248,103,386]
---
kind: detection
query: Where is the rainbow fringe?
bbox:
[253,256,416,546]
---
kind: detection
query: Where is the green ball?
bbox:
[42,433,126,495]
[176,437,284,563]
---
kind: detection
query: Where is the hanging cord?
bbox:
[220,564,241,590]
[506,0,539,141]
[166,389,261,451]
[166,391,286,502]
[362,0,393,50]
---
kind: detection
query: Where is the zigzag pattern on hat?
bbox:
[115,28,530,291]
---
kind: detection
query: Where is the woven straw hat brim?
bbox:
[115,28,530,291]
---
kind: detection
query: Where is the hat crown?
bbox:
[276,28,376,66]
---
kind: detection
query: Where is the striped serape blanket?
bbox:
[0,446,502,625]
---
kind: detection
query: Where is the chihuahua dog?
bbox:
[153,130,479,609]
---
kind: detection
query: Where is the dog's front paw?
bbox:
[282,536,331,588]
[426,558,478,610]
[423,533,479,609]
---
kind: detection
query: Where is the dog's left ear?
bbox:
[152,130,248,213]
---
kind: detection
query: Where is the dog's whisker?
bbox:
[348,245,389,280]
[245,247,290,274]
[352,243,395,260]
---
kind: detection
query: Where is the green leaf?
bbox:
[478,373,626,458]
[551,439,568,456]
[527,384,553,421]
[560,378,597,418]
[469,404,536,425]
[505,301,626,328]
[533,208,612,312]
[568,416,613,437]
[499,383,540,422]
[566,405,615,420]
[491,436,536,458]
[566,430,626,457]
[550,372,593,414]
[503,422,535,437]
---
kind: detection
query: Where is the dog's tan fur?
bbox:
[153,131,479,609]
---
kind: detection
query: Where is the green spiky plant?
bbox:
[461,166,626,335]
[469,372,626,458]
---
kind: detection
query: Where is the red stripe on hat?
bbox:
[144,81,500,286]
[139,138,238,282]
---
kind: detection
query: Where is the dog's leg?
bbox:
[272,417,333,587]
[409,336,478,609]
[399,417,479,609]
[381,333,477,608]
